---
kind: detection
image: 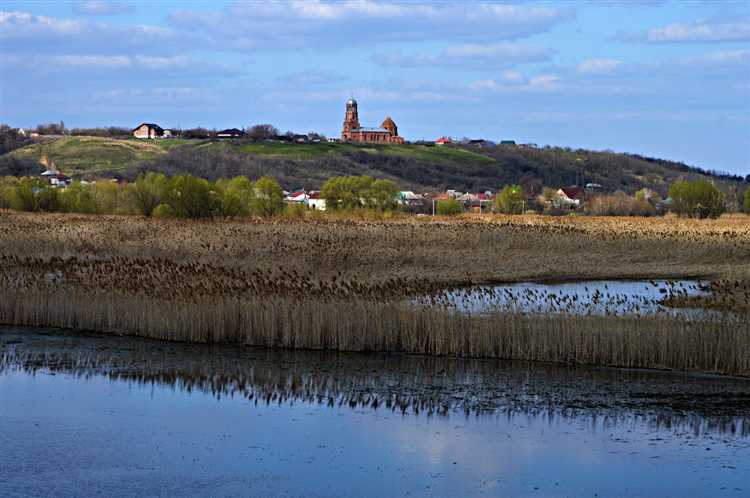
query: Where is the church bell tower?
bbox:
[342,98,360,140]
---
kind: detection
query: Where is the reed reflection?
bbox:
[2,328,749,437]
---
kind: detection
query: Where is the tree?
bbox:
[436,198,462,216]
[494,185,525,214]
[320,176,375,210]
[129,172,168,216]
[668,180,725,219]
[215,176,256,217]
[163,175,219,218]
[252,176,284,216]
[247,124,279,140]
[366,179,399,211]
[744,187,750,214]
[60,182,97,213]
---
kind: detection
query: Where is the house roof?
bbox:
[435,137,452,143]
[559,186,584,199]
[132,123,163,132]
[217,128,243,135]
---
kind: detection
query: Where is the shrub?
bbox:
[669,180,725,219]
[744,188,750,214]
[215,176,256,217]
[436,198,462,216]
[163,175,220,218]
[59,182,97,214]
[253,176,284,217]
[128,172,168,217]
[494,185,524,214]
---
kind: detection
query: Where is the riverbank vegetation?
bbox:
[1,211,748,375]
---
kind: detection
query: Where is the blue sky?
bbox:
[1,1,748,174]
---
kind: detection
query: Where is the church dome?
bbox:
[346,98,357,106]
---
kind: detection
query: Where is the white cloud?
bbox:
[469,74,561,93]
[628,19,750,43]
[74,1,135,16]
[0,10,190,54]
[577,58,623,75]
[373,42,553,68]
[168,1,573,49]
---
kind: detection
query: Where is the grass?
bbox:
[9,136,495,176]
[1,211,748,375]
[9,136,196,175]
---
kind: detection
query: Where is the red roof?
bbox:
[307,191,321,200]
[559,186,584,199]
[435,137,452,143]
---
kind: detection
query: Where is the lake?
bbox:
[1,326,748,498]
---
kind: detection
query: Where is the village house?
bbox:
[217,128,244,138]
[435,137,452,146]
[132,123,166,139]
[307,191,326,210]
[555,186,585,207]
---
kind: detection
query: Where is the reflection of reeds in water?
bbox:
[1,288,748,376]
[2,332,748,436]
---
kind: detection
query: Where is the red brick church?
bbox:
[341,98,405,144]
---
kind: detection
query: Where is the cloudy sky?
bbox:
[1,1,748,174]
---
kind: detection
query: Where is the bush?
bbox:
[252,176,284,216]
[668,180,725,219]
[320,175,399,212]
[744,188,750,214]
[59,182,97,214]
[163,175,220,218]
[586,192,655,216]
[436,198,462,216]
[127,172,168,217]
[215,176,256,217]
[494,185,524,214]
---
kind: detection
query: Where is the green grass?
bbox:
[8,136,199,175]
[7,135,495,179]
[205,140,495,163]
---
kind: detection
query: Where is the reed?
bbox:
[1,288,748,376]
[1,210,748,375]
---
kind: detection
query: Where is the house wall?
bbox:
[133,125,151,139]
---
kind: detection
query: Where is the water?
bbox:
[1,326,749,498]
[422,279,709,316]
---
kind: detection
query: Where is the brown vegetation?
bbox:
[1,211,749,375]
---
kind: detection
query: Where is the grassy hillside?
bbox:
[8,136,191,175]
[3,135,745,195]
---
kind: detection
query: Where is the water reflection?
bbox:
[2,326,749,437]
[422,279,710,316]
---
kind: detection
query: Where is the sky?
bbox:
[0,1,749,175]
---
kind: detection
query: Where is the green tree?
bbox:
[366,179,399,211]
[216,176,256,217]
[163,175,219,218]
[744,187,750,214]
[129,172,168,216]
[59,182,97,213]
[252,176,284,216]
[94,181,122,214]
[8,178,41,211]
[494,184,525,214]
[436,198,463,216]
[668,180,725,219]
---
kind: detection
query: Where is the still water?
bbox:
[426,279,709,316]
[1,326,748,498]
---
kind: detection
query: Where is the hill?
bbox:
[2,135,746,196]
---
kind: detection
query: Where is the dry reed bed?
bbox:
[1,290,748,376]
[1,211,749,375]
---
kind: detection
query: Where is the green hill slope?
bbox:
[2,135,745,196]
